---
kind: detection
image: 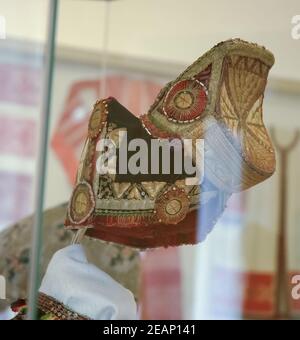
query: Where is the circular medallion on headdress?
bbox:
[163,79,208,123]
[68,181,95,224]
[88,100,108,139]
[154,186,190,225]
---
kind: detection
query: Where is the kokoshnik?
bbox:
[65,39,276,249]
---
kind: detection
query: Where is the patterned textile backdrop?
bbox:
[0,44,42,231]
[0,203,141,305]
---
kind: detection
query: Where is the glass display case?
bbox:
[0,0,300,320]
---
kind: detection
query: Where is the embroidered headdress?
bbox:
[65,39,276,248]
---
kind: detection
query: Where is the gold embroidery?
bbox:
[141,181,166,200]
[155,186,190,224]
[68,181,95,224]
[112,182,131,199]
[127,186,143,200]
[39,293,89,320]
[218,55,275,176]
[88,100,108,139]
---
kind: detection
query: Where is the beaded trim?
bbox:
[140,114,180,139]
[162,78,208,124]
[38,293,90,320]
[88,99,109,139]
[154,185,190,225]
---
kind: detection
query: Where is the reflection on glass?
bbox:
[0,0,51,319]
